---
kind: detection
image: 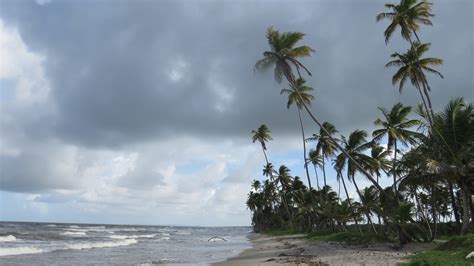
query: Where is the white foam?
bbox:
[0,247,43,256]
[0,235,16,242]
[161,233,170,236]
[64,239,138,250]
[0,239,138,257]
[109,234,156,239]
[61,231,87,236]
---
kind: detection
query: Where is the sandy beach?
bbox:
[214,233,431,266]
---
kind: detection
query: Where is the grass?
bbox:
[399,234,474,266]
[304,231,393,245]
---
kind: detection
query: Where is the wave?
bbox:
[0,239,138,257]
[61,231,87,236]
[0,247,43,256]
[0,235,17,242]
[109,234,156,239]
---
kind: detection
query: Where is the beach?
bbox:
[214,233,431,266]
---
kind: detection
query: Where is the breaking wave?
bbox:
[0,235,16,242]
[0,239,138,257]
[109,234,156,239]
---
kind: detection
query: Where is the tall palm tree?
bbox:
[386,42,443,123]
[376,0,434,44]
[276,165,294,226]
[373,102,422,195]
[252,124,273,165]
[255,26,384,193]
[308,148,323,190]
[311,122,339,187]
[336,130,378,234]
[334,159,363,234]
[281,78,315,189]
[429,98,474,234]
[368,146,392,226]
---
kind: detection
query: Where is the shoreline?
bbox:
[213,233,432,265]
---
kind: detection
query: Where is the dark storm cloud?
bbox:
[1,0,472,149]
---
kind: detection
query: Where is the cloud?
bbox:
[0,0,472,225]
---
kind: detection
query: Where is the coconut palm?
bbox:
[308,148,323,190]
[252,124,273,165]
[369,146,392,185]
[376,0,434,44]
[312,122,339,187]
[281,78,315,189]
[334,157,363,234]
[386,42,443,123]
[373,103,422,195]
[255,26,384,193]
[429,98,474,234]
[336,130,378,234]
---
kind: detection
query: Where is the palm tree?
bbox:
[373,103,422,195]
[255,26,384,193]
[308,148,323,190]
[281,78,315,189]
[369,146,392,185]
[368,146,392,226]
[429,98,474,234]
[376,0,434,44]
[312,122,339,187]
[386,42,443,123]
[276,165,294,226]
[336,130,378,234]
[252,124,273,165]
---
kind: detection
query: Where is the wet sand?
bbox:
[214,233,431,265]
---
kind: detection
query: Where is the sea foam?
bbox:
[0,239,138,257]
[0,235,16,242]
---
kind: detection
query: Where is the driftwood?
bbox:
[208,236,227,242]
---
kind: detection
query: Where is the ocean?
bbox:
[0,222,252,265]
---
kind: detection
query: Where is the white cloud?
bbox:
[0,20,50,104]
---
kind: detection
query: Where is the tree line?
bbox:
[246,0,473,245]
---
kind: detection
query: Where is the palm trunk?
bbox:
[313,165,320,190]
[352,173,378,235]
[262,146,270,165]
[448,181,461,226]
[322,154,327,187]
[461,183,471,235]
[297,107,312,190]
[431,184,438,240]
[340,173,363,235]
[408,34,434,127]
[393,141,398,196]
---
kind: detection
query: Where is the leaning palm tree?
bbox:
[386,42,443,123]
[252,124,273,165]
[336,130,378,234]
[255,27,384,193]
[373,102,422,195]
[281,78,315,189]
[376,0,434,44]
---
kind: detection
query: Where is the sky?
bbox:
[0,0,472,226]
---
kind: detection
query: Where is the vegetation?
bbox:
[246,0,473,251]
[399,234,474,265]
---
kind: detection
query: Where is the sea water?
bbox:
[0,222,252,265]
